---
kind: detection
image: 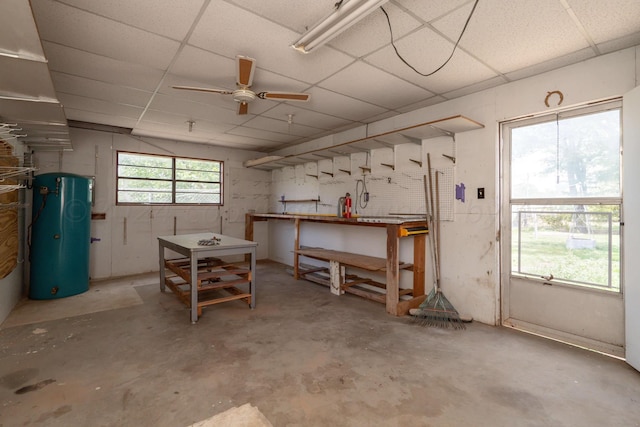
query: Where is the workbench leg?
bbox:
[293,218,301,280]
[386,225,400,315]
[329,260,345,295]
[250,247,256,308]
[159,243,166,292]
[190,253,198,324]
[413,233,426,297]
[245,214,254,262]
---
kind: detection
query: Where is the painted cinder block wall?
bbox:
[264,46,640,326]
[27,129,271,281]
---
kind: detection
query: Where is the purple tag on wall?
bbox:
[455,183,465,203]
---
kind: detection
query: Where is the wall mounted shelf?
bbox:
[244,115,484,170]
[279,198,321,212]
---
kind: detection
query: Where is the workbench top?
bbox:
[249,212,426,225]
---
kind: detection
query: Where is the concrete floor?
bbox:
[1,260,639,427]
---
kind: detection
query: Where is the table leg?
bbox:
[249,247,256,309]
[159,242,166,292]
[190,252,198,323]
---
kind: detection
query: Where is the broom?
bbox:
[410,154,465,329]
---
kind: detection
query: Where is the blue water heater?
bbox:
[29,173,91,299]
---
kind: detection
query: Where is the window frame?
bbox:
[502,99,622,292]
[116,151,223,206]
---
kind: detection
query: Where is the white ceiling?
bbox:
[2,0,640,153]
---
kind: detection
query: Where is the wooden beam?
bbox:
[386,224,400,315]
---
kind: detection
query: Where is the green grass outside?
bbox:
[512,229,620,290]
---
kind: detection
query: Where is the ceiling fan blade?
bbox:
[258,92,310,102]
[238,102,249,115]
[173,85,233,95]
[236,55,256,87]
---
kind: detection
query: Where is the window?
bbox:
[506,101,622,291]
[117,152,223,205]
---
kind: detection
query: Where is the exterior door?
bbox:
[623,85,640,371]
[501,100,625,357]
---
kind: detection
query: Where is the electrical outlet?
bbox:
[477,188,485,199]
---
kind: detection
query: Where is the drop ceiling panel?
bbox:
[242,116,323,138]
[189,1,355,84]
[57,93,144,120]
[365,28,499,95]
[169,47,236,88]
[305,87,389,122]
[0,0,46,60]
[567,0,640,44]
[228,126,299,144]
[51,72,153,108]
[225,0,333,34]
[328,3,423,57]
[319,61,434,109]
[140,110,238,133]
[132,125,255,148]
[0,57,58,101]
[31,0,181,70]
[397,0,470,22]
[43,43,165,91]
[145,93,245,125]
[57,0,206,40]
[262,104,353,130]
[435,0,590,74]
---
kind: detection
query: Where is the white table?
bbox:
[158,232,258,323]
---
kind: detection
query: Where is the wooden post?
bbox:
[413,233,426,297]
[293,218,301,279]
[386,224,400,315]
[329,260,345,295]
[244,213,254,262]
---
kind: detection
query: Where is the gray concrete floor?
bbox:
[1,260,639,427]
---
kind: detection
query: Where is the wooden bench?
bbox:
[295,248,414,303]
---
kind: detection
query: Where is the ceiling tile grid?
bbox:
[3,0,639,154]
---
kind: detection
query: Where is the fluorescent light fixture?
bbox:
[291,0,389,54]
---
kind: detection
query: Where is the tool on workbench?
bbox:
[411,153,465,329]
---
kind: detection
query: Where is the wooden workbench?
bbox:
[245,213,427,316]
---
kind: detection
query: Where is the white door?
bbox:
[624,85,640,371]
[502,100,625,357]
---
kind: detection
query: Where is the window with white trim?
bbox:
[116,151,223,205]
[504,101,622,291]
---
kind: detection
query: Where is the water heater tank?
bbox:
[29,173,91,299]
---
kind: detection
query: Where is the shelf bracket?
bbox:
[380,163,395,171]
[321,171,333,177]
[442,154,456,164]
[338,169,351,175]
[409,159,422,167]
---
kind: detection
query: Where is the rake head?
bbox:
[410,290,466,330]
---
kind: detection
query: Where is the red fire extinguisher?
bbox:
[344,192,352,218]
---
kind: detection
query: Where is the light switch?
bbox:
[477,188,485,199]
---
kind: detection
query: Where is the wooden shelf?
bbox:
[279,198,320,212]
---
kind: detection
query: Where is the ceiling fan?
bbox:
[173,55,310,115]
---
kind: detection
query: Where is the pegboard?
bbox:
[348,167,454,221]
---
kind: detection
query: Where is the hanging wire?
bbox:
[380,0,480,77]
[556,113,560,184]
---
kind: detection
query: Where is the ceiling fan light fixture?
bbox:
[291,0,389,54]
[233,89,256,104]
